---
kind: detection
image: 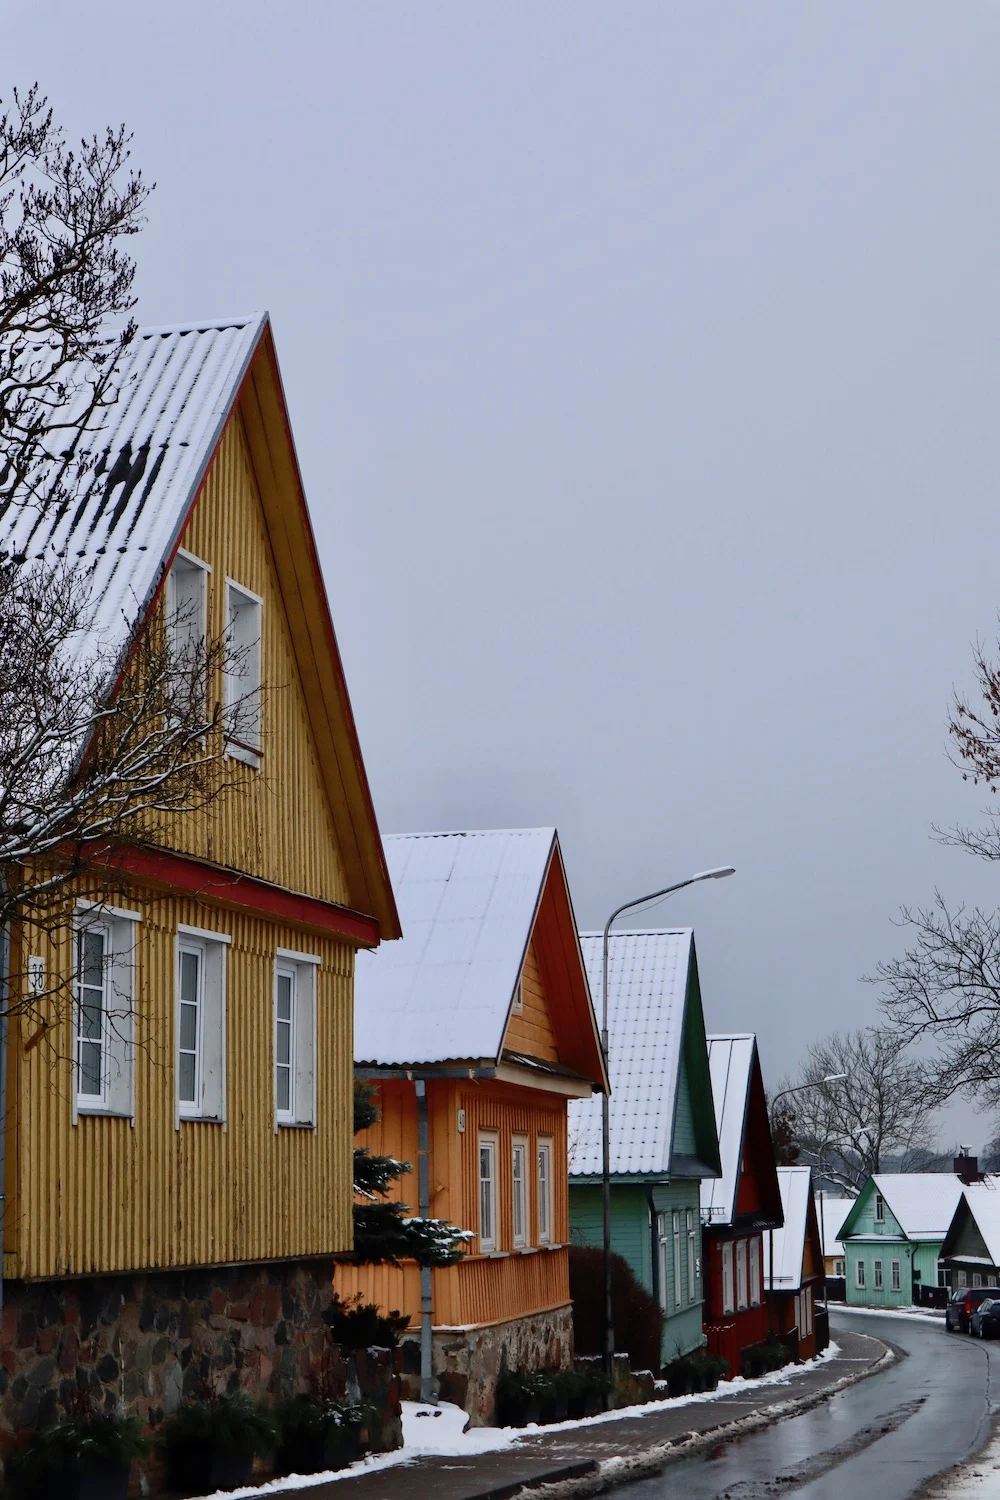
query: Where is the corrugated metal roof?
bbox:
[699,1033,757,1225]
[353,829,556,1067]
[765,1167,813,1291]
[843,1173,971,1242]
[0,315,265,667]
[567,929,692,1178]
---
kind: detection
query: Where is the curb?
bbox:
[500,1342,898,1500]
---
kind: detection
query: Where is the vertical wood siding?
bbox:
[339,1077,570,1328]
[504,941,559,1063]
[10,892,355,1278]
[165,415,350,908]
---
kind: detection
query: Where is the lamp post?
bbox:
[600,866,735,1378]
[767,1075,848,1329]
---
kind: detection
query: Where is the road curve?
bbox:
[616,1308,1000,1500]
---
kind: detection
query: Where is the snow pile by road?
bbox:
[927,1426,1000,1498]
[187,1350,844,1497]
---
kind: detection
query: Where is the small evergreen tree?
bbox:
[352,1082,471,1266]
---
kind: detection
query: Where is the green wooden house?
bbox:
[838,1174,968,1307]
[567,929,722,1363]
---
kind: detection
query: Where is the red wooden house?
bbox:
[700,1034,783,1373]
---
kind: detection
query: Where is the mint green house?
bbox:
[838,1174,967,1307]
[567,929,722,1363]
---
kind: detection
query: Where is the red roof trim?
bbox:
[107,845,381,946]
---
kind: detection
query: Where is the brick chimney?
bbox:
[954,1147,980,1185]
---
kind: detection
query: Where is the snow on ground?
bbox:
[928,1426,1000,1497]
[835,1304,945,1325]
[189,1345,844,1498]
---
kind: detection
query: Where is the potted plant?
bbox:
[161,1392,277,1493]
[7,1412,148,1500]
[274,1394,372,1475]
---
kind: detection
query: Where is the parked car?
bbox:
[970,1298,1000,1339]
[945,1286,1000,1333]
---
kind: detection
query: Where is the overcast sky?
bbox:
[10,1,1000,1147]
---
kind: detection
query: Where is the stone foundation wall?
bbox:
[402,1303,574,1425]
[0,1259,402,1491]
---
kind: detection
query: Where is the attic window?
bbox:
[875,1192,885,1223]
[512,981,523,1015]
[224,579,263,764]
[166,550,209,712]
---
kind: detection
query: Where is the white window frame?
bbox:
[512,1136,528,1249]
[891,1260,901,1292]
[749,1234,761,1306]
[958,1269,968,1288]
[511,980,523,1015]
[873,1258,883,1291]
[224,578,264,765]
[856,1258,866,1289]
[175,929,228,1125]
[737,1237,748,1310]
[673,1210,682,1308]
[657,1213,669,1313]
[875,1192,885,1223]
[834,1258,845,1276]
[803,1286,813,1336]
[722,1242,735,1314]
[73,904,140,1120]
[478,1133,498,1252]
[974,1271,983,1288]
[273,950,318,1129]
[165,549,209,701]
[687,1209,697,1302]
[537,1138,552,1245]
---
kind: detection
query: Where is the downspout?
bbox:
[414,1080,434,1403]
[647,1188,660,1310]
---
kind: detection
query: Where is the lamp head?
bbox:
[692,866,736,882]
[823,1073,848,1084]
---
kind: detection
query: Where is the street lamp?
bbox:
[600,865,735,1377]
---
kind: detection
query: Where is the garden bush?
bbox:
[325,1293,410,1350]
[274,1394,376,1475]
[569,1245,664,1374]
[739,1336,792,1379]
[7,1412,148,1499]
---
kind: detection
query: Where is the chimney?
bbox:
[954,1146,980,1185]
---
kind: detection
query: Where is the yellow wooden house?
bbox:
[340,828,608,1423]
[0,315,398,1435]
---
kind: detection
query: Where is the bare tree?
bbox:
[782,1030,935,1191]
[874,628,1000,1108]
[0,85,148,524]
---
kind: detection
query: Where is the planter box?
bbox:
[166,1444,254,1494]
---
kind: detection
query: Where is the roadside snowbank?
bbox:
[190,1347,843,1498]
[834,1304,944,1325]
[926,1425,1000,1497]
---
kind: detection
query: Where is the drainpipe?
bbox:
[414,1080,434,1403]
[647,1188,660,1310]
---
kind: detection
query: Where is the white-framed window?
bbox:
[512,1137,528,1248]
[73,904,139,1117]
[749,1234,761,1305]
[958,1269,968,1288]
[673,1211,682,1308]
[722,1243,735,1314]
[537,1138,552,1244]
[875,1192,885,1223]
[974,1271,983,1288]
[938,1269,948,1287]
[803,1286,813,1336]
[273,951,317,1127]
[891,1260,901,1292]
[478,1134,498,1252]
[176,927,228,1122]
[873,1258,883,1290]
[737,1237,748,1310]
[511,980,523,1014]
[856,1259,866,1289]
[165,549,209,713]
[224,579,263,762]
[656,1213,669,1313]
[834,1258,845,1276]
[687,1209,697,1302]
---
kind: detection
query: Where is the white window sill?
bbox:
[225,742,261,769]
[76,1105,133,1120]
[178,1114,225,1125]
[277,1120,317,1130]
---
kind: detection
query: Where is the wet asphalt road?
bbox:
[617,1309,1000,1500]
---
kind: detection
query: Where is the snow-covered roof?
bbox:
[945,1184,1000,1265]
[844,1174,970,1242]
[1,316,266,672]
[765,1168,814,1291]
[700,1034,756,1224]
[567,929,694,1178]
[819,1197,855,1258]
[354,829,560,1067]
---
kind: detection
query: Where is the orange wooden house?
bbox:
[765,1168,826,1359]
[340,828,608,1423]
[0,314,398,1446]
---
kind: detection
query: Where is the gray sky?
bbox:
[10,0,1000,1147]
